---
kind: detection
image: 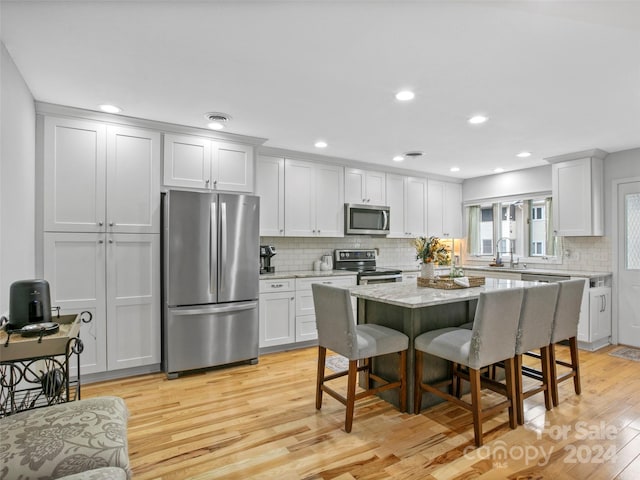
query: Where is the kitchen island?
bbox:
[350,278,533,412]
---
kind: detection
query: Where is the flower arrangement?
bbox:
[414,236,450,264]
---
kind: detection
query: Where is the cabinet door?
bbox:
[427,180,445,237]
[44,117,106,232]
[589,287,612,342]
[212,141,254,192]
[284,159,315,236]
[405,177,427,236]
[106,126,160,233]
[106,233,160,370]
[443,182,463,238]
[314,164,344,237]
[163,134,211,189]
[365,170,386,205]
[345,168,366,204]
[256,155,285,236]
[552,158,603,236]
[259,291,295,347]
[386,174,408,238]
[44,232,107,375]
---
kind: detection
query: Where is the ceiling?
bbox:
[2,0,640,179]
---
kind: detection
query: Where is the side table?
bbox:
[0,312,89,416]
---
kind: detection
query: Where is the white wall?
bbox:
[462,165,551,202]
[0,42,36,315]
[604,148,640,236]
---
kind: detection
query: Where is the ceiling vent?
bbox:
[404,151,424,158]
[204,112,231,123]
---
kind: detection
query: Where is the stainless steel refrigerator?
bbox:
[162,190,260,378]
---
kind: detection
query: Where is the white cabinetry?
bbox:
[549,151,605,236]
[284,159,344,237]
[385,174,427,238]
[577,282,611,351]
[44,233,160,374]
[259,278,295,348]
[345,168,386,205]
[470,269,522,280]
[163,133,254,192]
[294,276,357,342]
[427,180,462,238]
[256,155,285,236]
[44,118,160,233]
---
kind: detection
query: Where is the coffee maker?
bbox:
[6,279,52,331]
[260,245,276,274]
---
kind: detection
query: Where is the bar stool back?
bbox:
[549,279,585,406]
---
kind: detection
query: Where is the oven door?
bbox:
[358,273,402,285]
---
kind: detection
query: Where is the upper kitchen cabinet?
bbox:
[385,174,427,238]
[345,168,386,205]
[43,117,160,234]
[548,149,606,236]
[256,155,285,236]
[163,133,254,192]
[284,159,344,237]
[427,180,463,238]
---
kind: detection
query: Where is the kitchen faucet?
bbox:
[496,237,516,267]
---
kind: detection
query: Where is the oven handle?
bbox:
[360,273,402,283]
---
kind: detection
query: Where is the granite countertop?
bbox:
[461,265,612,279]
[260,270,358,280]
[349,277,532,309]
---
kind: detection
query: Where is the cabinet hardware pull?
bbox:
[98,221,103,226]
[271,284,283,288]
[109,221,114,226]
[108,239,113,244]
[322,281,332,284]
[98,240,104,244]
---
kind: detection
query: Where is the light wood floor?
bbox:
[82,345,640,479]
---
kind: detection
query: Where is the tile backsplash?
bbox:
[260,236,420,272]
[261,235,612,273]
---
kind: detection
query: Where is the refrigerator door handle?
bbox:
[171,301,258,316]
[220,200,228,291]
[210,200,217,295]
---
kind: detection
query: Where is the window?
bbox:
[467,197,556,258]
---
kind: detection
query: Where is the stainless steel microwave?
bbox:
[344,203,390,235]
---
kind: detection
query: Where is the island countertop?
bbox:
[349,277,535,309]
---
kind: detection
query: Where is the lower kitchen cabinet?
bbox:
[577,283,612,351]
[259,278,295,348]
[259,275,357,350]
[43,232,160,375]
[294,276,357,342]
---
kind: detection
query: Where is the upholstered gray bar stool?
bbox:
[514,283,560,424]
[312,283,409,433]
[414,288,524,447]
[549,279,585,407]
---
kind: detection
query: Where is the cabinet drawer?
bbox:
[295,275,357,292]
[259,278,295,293]
[296,314,318,342]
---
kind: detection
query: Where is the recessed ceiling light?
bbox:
[516,151,532,158]
[494,167,505,173]
[392,155,404,162]
[468,115,488,124]
[395,90,415,101]
[314,141,328,148]
[208,122,225,130]
[99,104,121,113]
[450,167,460,172]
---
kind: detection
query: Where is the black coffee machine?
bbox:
[260,245,276,274]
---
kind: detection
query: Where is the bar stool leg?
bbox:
[504,357,517,429]
[398,351,407,413]
[540,345,552,411]
[514,354,524,425]
[569,337,582,395]
[345,360,358,433]
[414,350,424,414]
[549,344,559,407]
[316,346,326,410]
[469,368,483,447]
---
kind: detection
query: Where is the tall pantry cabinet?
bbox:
[41,116,160,376]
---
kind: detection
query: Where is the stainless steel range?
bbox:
[334,249,402,285]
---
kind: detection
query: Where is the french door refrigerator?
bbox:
[163,190,259,378]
